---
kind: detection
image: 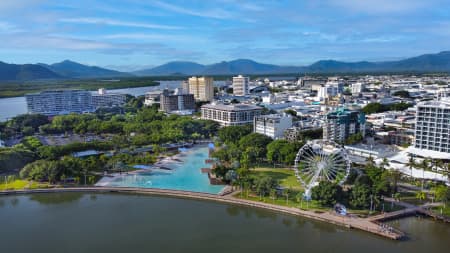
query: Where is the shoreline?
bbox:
[0,186,406,240]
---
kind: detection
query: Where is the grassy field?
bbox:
[431,205,450,216]
[251,167,302,190]
[239,167,404,216]
[0,77,160,98]
[0,179,49,190]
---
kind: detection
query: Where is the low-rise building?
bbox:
[201,103,262,126]
[144,91,161,106]
[254,114,292,139]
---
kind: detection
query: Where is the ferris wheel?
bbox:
[294,140,351,199]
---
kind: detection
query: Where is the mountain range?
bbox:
[1,51,450,81]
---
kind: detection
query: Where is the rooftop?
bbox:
[201,103,262,111]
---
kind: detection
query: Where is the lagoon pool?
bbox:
[96,146,224,194]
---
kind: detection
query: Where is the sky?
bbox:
[0,0,450,71]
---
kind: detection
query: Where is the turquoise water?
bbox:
[97,146,224,194]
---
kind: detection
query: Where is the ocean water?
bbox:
[97,146,224,194]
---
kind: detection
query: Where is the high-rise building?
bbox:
[323,108,366,143]
[351,82,365,94]
[25,90,94,116]
[413,98,450,158]
[188,76,214,101]
[160,89,195,113]
[232,75,249,96]
[201,103,262,126]
[254,114,292,139]
[181,80,190,94]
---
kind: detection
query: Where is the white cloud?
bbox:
[102,33,194,41]
[328,0,435,14]
[60,17,182,30]
[150,1,234,19]
[1,34,112,50]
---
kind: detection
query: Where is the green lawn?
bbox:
[252,167,303,190]
[431,205,450,217]
[0,180,49,190]
[234,191,328,211]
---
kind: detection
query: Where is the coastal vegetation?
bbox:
[0,77,159,98]
[0,101,219,185]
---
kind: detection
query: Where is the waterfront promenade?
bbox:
[0,186,405,240]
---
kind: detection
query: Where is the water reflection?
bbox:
[10,198,19,206]
[225,204,284,223]
[29,192,84,205]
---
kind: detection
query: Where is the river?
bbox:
[0,193,448,253]
[0,80,226,122]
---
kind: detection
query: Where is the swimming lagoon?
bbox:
[96,146,224,194]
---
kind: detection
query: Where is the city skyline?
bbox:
[0,0,450,71]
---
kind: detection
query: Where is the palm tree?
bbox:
[367,156,375,166]
[420,158,431,190]
[296,192,303,209]
[380,157,390,171]
[284,188,291,205]
[407,154,416,179]
[416,191,426,204]
[270,188,277,203]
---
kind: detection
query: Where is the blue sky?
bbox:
[0,0,449,71]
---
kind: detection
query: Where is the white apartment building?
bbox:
[254,114,292,139]
[412,98,450,158]
[91,89,126,109]
[25,90,94,116]
[188,76,214,101]
[232,75,249,96]
[317,84,339,100]
[201,103,262,126]
[351,82,365,94]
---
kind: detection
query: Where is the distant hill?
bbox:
[39,60,131,78]
[134,61,205,76]
[0,61,61,81]
[134,51,450,76]
[202,59,299,75]
[134,59,300,76]
[2,51,450,81]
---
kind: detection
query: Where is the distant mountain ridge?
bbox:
[39,60,131,78]
[1,51,450,81]
[134,51,450,76]
[0,61,61,81]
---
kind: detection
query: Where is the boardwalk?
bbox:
[0,186,407,240]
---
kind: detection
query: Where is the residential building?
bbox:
[323,108,366,143]
[232,75,249,96]
[412,98,450,158]
[201,103,262,126]
[351,82,365,94]
[25,90,93,116]
[317,84,339,100]
[188,76,214,101]
[160,89,195,113]
[181,80,190,94]
[91,89,126,109]
[254,114,292,139]
[144,91,161,106]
